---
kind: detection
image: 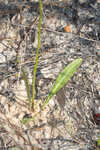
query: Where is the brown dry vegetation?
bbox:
[0,0,100,150]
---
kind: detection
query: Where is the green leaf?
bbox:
[21,116,35,124]
[21,117,32,124]
[42,58,82,108]
[97,139,100,147]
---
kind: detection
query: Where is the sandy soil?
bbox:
[0,0,100,150]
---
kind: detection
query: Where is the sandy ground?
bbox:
[0,0,100,150]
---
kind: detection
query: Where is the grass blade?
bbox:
[21,68,31,107]
[32,0,42,109]
[42,58,82,108]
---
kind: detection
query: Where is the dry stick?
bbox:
[0,9,19,15]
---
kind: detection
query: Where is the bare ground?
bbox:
[0,0,100,150]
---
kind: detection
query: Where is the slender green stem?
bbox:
[32,0,42,109]
[21,68,31,108]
